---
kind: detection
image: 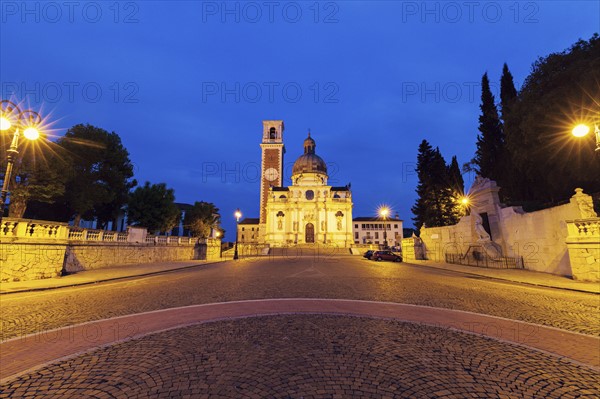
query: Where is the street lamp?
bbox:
[572,123,600,152]
[0,100,42,226]
[233,208,242,260]
[379,206,389,249]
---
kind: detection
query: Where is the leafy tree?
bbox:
[56,124,135,227]
[474,73,505,183]
[0,136,67,218]
[127,182,181,233]
[504,34,600,202]
[183,201,221,238]
[412,140,460,230]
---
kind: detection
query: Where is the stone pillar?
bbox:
[566,218,600,281]
[401,236,425,261]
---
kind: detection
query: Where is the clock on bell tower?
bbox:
[260,120,285,223]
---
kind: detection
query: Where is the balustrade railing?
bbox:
[566,218,600,239]
[1,217,206,246]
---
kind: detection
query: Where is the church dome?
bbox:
[292,132,328,176]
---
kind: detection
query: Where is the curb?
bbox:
[409,262,599,295]
[0,260,225,295]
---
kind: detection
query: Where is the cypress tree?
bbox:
[499,63,518,122]
[475,72,505,183]
[499,63,521,202]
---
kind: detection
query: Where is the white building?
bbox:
[353,217,403,247]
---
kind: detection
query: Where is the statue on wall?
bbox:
[573,188,597,218]
[473,213,491,242]
[335,211,344,231]
[321,221,326,231]
[471,175,491,190]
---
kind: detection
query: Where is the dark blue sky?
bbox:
[1,1,598,238]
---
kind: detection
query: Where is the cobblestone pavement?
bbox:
[1,256,599,341]
[1,315,598,398]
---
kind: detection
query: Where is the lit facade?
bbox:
[353,217,403,246]
[238,121,354,247]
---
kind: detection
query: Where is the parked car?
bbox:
[371,250,402,262]
[363,250,375,260]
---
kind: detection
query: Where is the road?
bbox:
[2,255,599,398]
[2,255,598,341]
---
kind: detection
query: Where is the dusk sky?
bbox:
[1,1,598,238]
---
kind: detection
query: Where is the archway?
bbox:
[305,223,315,243]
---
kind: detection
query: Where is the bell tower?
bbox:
[260,120,285,224]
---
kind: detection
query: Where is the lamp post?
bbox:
[0,100,42,226]
[572,123,600,152]
[233,208,242,260]
[379,206,389,249]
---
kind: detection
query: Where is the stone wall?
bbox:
[0,218,222,282]
[0,241,67,282]
[419,181,599,281]
[63,243,197,273]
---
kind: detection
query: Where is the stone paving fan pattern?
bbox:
[1,315,598,398]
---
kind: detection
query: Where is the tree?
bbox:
[474,73,505,183]
[499,63,518,123]
[445,156,465,224]
[127,182,181,233]
[504,34,600,203]
[498,63,521,202]
[56,124,135,226]
[183,201,221,238]
[447,156,464,194]
[412,140,435,230]
[0,137,67,218]
[412,140,460,230]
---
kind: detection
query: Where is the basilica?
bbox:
[237,120,354,247]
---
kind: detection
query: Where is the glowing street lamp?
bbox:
[0,100,42,226]
[572,123,600,152]
[378,206,390,249]
[233,208,242,260]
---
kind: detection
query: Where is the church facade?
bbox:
[238,120,353,247]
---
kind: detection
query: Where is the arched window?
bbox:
[335,211,344,217]
[269,127,277,139]
[277,211,285,217]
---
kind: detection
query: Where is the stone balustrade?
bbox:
[0,217,197,245]
[145,235,197,245]
[565,218,600,282]
[68,228,130,243]
[566,218,600,239]
[1,218,69,240]
[1,217,222,283]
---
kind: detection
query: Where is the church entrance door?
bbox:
[305,223,315,243]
